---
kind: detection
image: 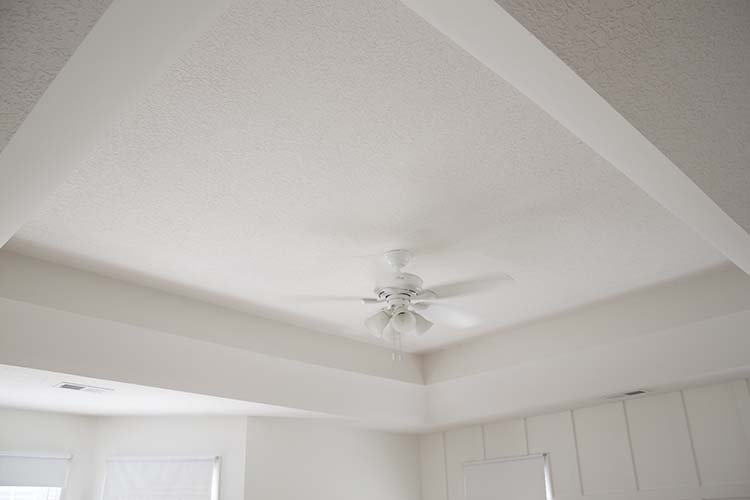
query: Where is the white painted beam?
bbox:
[0,250,424,384]
[424,264,750,383]
[0,0,234,247]
[0,297,426,430]
[426,309,750,428]
[400,0,750,274]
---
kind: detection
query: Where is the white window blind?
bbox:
[0,486,62,500]
[0,453,71,488]
[464,454,552,500]
[102,456,219,500]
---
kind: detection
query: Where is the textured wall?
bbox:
[0,0,112,149]
[495,0,750,232]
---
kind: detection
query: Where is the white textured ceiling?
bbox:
[8,0,725,351]
[0,364,330,418]
[495,0,750,233]
[0,0,112,149]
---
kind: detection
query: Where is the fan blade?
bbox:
[412,302,479,328]
[289,295,380,304]
[412,289,437,301]
[427,272,513,299]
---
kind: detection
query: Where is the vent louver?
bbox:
[58,383,86,391]
[55,382,113,394]
[605,389,649,400]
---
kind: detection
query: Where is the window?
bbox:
[0,487,62,500]
[0,452,72,500]
[463,453,552,500]
[102,456,220,500]
[0,453,70,500]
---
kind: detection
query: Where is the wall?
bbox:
[419,378,750,500]
[245,418,421,500]
[0,410,423,500]
[0,407,95,499]
[90,416,248,500]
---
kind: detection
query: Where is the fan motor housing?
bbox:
[375,272,423,309]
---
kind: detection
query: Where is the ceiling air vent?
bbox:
[55,382,113,394]
[605,389,649,400]
[623,390,647,396]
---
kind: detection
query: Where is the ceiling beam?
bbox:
[401,0,750,274]
[0,297,426,430]
[424,264,750,383]
[426,309,750,428]
[0,0,234,247]
[0,250,424,384]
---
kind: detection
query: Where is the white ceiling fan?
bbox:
[301,249,512,353]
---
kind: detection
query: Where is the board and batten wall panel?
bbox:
[420,433,448,500]
[526,411,581,497]
[444,426,484,500]
[573,402,637,494]
[625,392,698,490]
[483,419,527,459]
[420,378,750,500]
[683,380,750,486]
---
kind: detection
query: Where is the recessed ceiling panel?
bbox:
[8,0,725,351]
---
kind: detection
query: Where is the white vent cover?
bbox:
[605,389,649,400]
[55,382,113,394]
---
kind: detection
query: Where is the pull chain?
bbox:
[391,331,403,361]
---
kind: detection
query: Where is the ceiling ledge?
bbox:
[2,249,750,431]
[0,297,425,431]
[0,250,423,384]
[400,0,750,274]
[424,264,750,383]
[3,290,746,432]
[425,309,750,429]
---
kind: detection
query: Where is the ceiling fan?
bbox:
[305,249,512,352]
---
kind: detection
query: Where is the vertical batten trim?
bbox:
[680,390,703,486]
[442,432,450,500]
[523,417,530,455]
[622,400,640,491]
[480,425,487,459]
[570,410,585,496]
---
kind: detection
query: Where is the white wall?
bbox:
[245,418,421,500]
[0,410,422,500]
[419,378,750,500]
[90,416,248,500]
[0,407,95,499]
[0,411,248,500]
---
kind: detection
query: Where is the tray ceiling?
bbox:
[6,0,726,351]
